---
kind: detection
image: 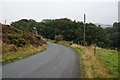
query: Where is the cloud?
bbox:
[1,1,118,24]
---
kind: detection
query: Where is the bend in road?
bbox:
[2,42,80,78]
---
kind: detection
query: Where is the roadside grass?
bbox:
[46,39,55,43]
[96,48,118,78]
[57,41,71,47]
[71,46,86,77]
[1,43,48,64]
[54,41,118,78]
[72,44,118,78]
[47,39,70,47]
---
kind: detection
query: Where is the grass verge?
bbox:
[54,41,118,78]
[1,43,48,64]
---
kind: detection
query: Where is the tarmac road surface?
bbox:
[2,42,80,78]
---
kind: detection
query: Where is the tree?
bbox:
[10,18,119,50]
[55,35,63,42]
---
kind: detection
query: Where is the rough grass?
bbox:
[72,44,118,78]
[1,43,48,64]
[1,25,48,64]
[56,41,71,47]
[47,39,55,43]
[97,48,118,78]
[71,47,85,77]
[55,41,118,78]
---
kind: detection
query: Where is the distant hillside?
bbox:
[95,23,112,28]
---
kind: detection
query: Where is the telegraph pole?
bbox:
[4,20,6,25]
[94,44,96,56]
[55,26,56,40]
[83,14,86,46]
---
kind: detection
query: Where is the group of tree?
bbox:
[10,18,120,51]
[105,22,120,50]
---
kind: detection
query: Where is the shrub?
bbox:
[55,35,63,42]
[35,35,41,40]
[7,34,18,40]
[2,38,11,43]
[12,38,27,47]
[28,36,35,44]
[2,25,46,47]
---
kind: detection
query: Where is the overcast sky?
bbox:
[0,0,119,25]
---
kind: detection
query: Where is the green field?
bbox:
[97,48,118,78]
[56,41,118,78]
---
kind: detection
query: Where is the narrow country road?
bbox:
[2,42,80,78]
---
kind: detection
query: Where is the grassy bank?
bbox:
[1,43,48,64]
[1,25,48,64]
[55,41,118,78]
[57,41,71,47]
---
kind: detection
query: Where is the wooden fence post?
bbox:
[94,44,96,56]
